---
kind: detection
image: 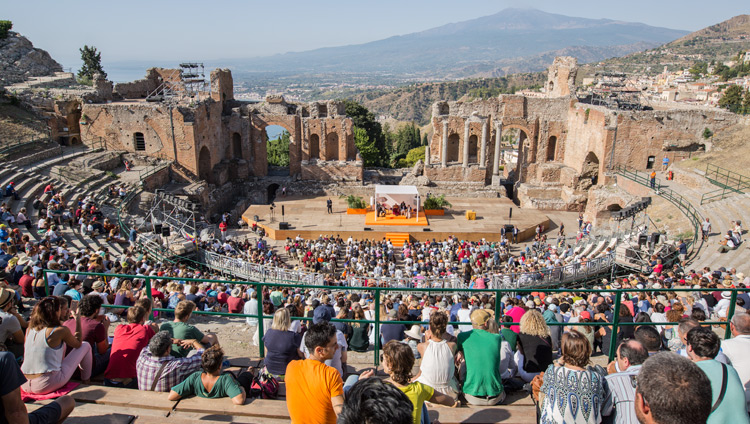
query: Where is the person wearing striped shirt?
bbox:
[602,339,648,424]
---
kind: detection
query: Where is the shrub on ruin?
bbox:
[423,195,451,210]
[340,195,367,209]
[0,21,12,39]
[405,146,425,167]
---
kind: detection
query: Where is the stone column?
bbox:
[320,120,327,160]
[462,120,470,167]
[480,119,488,167]
[441,120,448,167]
[425,144,430,166]
[493,122,502,176]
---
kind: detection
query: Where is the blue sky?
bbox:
[5,0,747,77]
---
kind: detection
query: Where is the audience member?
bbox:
[685,326,750,423]
[136,330,203,392]
[262,308,304,379]
[21,297,93,394]
[104,305,157,388]
[722,313,750,412]
[602,339,649,424]
[160,300,218,358]
[457,309,505,405]
[337,378,413,424]
[169,345,246,404]
[634,353,711,424]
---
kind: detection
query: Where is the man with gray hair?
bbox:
[136,331,204,392]
[722,313,750,412]
[602,339,649,424]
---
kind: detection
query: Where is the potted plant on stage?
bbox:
[341,194,368,214]
[423,194,451,216]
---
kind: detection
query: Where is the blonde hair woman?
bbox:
[262,308,303,379]
[516,309,553,382]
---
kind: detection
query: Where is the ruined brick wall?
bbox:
[300,161,364,182]
[424,165,489,184]
[546,57,578,97]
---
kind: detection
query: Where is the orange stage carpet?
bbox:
[364,211,429,226]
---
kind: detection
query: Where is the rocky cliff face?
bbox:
[0,32,62,86]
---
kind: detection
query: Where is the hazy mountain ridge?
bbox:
[228,8,687,80]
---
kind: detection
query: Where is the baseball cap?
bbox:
[470,309,491,326]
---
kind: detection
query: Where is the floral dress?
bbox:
[539,364,604,424]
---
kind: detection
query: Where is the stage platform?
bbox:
[364,210,429,226]
[242,195,551,243]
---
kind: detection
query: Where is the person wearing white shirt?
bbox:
[715,292,733,319]
[722,313,750,412]
[457,301,473,333]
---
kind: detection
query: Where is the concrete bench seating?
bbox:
[41,383,537,424]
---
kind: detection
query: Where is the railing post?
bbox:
[608,291,622,363]
[374,288,381,367]
[44,271,49,297]
[257,289,265,358]
[725,291,738,340]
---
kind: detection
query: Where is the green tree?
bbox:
[688,61,708,77]
[352,126,380,166]
[394,123,421,156]
[702,128,713,140]
[422,133,429,146]
[744,89,750,114]
[267,130,290,166]
[78,45,107,84]
[0,20,12,39]
[405,146,426,166]
[342,100,387,166]
[719,85,744,113]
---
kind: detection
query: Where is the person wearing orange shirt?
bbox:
[286,322,373,424]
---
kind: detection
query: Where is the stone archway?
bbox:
[198,146,212,182]
[579,152,600,189]
[325,133,339,161]
[468,134,478,163]
[232,132,242,159]
[447,133,460,162]
[547,136,557,161]
[309,134,320,160]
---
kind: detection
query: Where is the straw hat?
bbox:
[231,287,242,298]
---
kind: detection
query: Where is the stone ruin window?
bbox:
[134,132,146,151]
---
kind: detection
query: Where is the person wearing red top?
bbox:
[18,267,34,298]
[104,305,158,388]
[216,287,229,305]
[227,288,245,314]
[219,221,228,241]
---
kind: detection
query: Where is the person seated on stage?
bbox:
[379,204,387,217]
[392,204,399,216]
[400,201,407,212]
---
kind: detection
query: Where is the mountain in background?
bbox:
[343,14,748,125]
[580,14,750,76]
[227,8,688,80]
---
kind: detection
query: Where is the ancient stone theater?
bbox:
[66,57,740,223]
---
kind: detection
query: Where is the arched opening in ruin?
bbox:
[646,155,655,169]
[267,183,280,204]
[468,134,478,163]
[581,152,600,187]
[547,136,557,161]
[606,204,622,212]
[309,134,320,160]
[70,136,79,145]
[134,132,146,151]
[232,132,242,159]
[500,127,528,173]
[447,133,460,162]
[265,125,290,176]
[198,146,212,182]
[325,132,339,161]
[548,81,555,93]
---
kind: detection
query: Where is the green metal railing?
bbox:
[615,165,704,261]
[701,163,750,205]
[43,269,747,365]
